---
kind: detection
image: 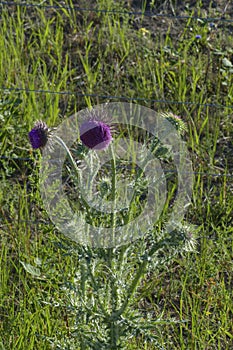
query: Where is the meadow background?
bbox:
[0,0,233,349]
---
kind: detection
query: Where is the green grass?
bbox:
[0,0,233,349]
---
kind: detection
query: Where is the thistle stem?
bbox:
[110,144,117,243]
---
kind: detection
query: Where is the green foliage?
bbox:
[0,1,233,349]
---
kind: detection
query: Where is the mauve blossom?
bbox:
[28,120,49,149]
[80,120,112,150]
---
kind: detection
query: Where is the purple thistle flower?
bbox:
[28,120,49,149]
[80,120,112,150]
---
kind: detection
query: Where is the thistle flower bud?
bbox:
[161,112,187,135]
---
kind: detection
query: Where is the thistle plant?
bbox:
[28,105,195,349]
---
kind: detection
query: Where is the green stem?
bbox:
[111,240,163,320]
[110,153,118,346]
[110,259,148,320]
[54,135,92,218]
[54,135,80,180]
[107,144,120,348]
[110,144,117,242]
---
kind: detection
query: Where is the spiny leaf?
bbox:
[20,261,41,277]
